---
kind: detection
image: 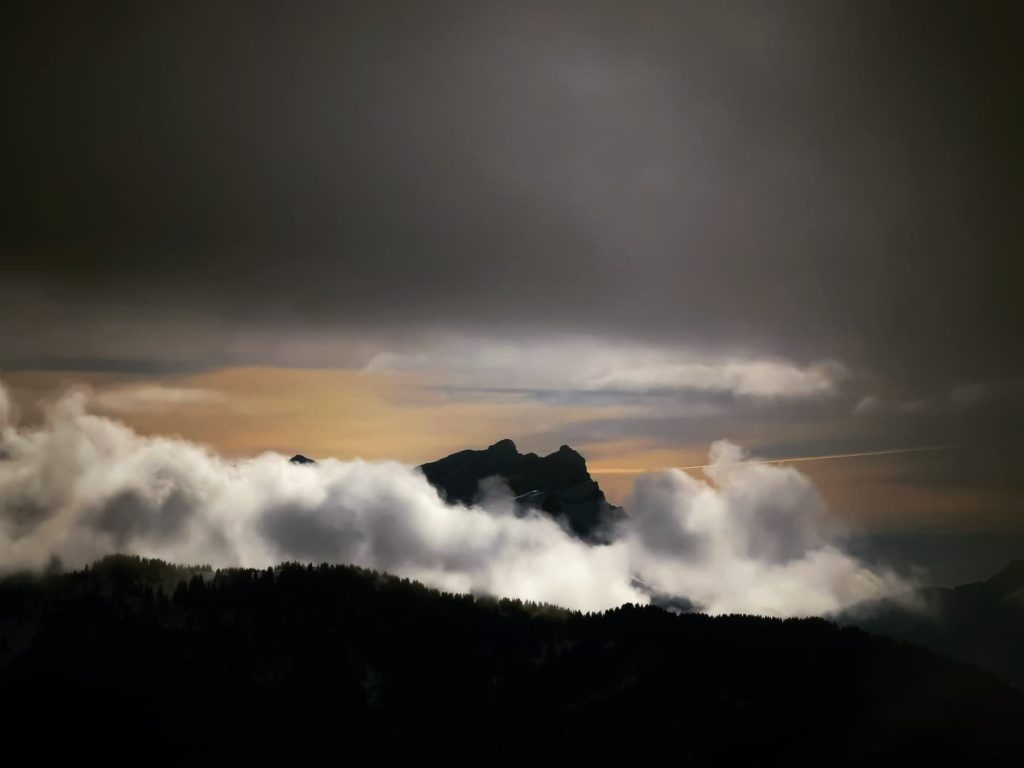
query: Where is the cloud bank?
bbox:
[0,381,906,615]
[365,336,844,400]
[89,384,224,414]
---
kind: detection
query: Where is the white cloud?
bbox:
[624,443,898,615]
[0,381,905,616]
[853,395,879,414]
[89,384,223,414]
[365,335,844,400]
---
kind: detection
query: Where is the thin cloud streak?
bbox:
[365,336,846,400]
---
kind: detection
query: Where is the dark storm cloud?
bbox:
[1,0,1021,541]
[0,357,210,375]
[2,0,1020,387]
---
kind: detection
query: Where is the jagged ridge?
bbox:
[418,438,625,541]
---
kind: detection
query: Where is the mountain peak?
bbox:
[488,438,518,455]
[555,444,585,463]
[289,454,316,465]
[419,439,625,541]
[985,558,1024,594]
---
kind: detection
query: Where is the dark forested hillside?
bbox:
[1,556,1021,766]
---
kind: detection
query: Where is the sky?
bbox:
[1,1,1022,586]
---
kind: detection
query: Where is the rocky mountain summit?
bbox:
[419,439,625,542]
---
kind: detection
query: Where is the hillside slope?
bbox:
[1,556,1022,764]
[839,559,1024,688]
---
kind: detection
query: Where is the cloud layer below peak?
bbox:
[0,380,905,615]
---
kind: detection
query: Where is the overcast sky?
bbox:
[1,1,1021,581]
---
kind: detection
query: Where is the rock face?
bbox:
[419,439,625,542]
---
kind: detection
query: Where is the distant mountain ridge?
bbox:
[419,438,626,542]
[839,559,1024,687]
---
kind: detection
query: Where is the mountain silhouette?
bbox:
[839,559,1024,688]
[419,439,626,541]
[1,555,1022,764]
